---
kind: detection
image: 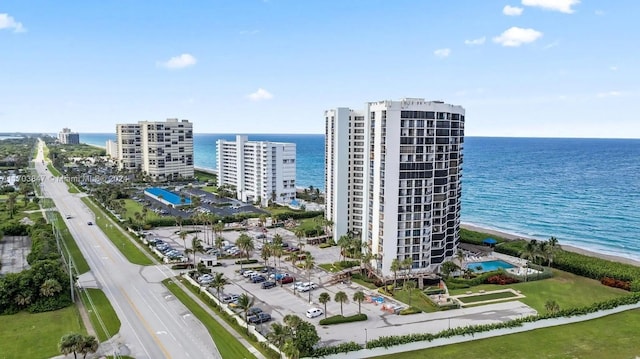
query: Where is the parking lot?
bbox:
[145,225,538,347]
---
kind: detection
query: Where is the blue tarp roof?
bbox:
[483,238,497,244]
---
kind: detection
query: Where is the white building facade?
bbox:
[217,135,296,206]
[116,119,194,180]
[325,98,465,277]
[58,128,80,144]
[105,139,118,158]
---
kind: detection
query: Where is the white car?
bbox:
[306,307,323,318]
[298,282,318,292]
[243,270,257,278]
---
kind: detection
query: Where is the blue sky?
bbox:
[1,1,638,138]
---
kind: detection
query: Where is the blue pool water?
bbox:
[467,260,514,273]
[145,187,191,205]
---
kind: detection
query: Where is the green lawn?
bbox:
[81,197,153,265]
[122,199,160,222]
[372,309,640,359]
[53,212,90,274]
[457,291,518,304]
[392,288,439,313]
[449,269,628,313]
[163,279,257,359]
[200,185,219,193]
[194,170,218,183]
[0,306,86,359]
[80,288,121,342]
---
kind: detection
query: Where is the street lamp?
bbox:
[365,328,368,349]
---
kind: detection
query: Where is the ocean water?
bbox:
[81,133,640,262]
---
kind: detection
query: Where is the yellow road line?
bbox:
[120,286,173,359]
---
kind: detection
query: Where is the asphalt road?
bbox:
[35,141,220,359]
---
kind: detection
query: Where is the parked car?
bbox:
[248,313,272,324]
[306,308,323,319]
[221,294,239,303]
[269,273,290,280]
[87,221,93,226]
[251,275,266,283]
[278,276,295,284]
[243,270,258,278]
[247,307,263,316]
[261,281,277,289]
[298,282,318,292]
[198,274,213,282]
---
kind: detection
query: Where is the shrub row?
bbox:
[315,293,640,355]
[311,341,363,356]
[601,277,631,291]
[319,313,368,325]
[424,288,446,295]
[319,243,333,249]
[235,259,259,265]
[271,210,324,221]
[399,307,422,315]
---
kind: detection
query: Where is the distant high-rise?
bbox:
[116,119,194,180]
[58,128,80,145]
[325,98,465,277]
[105,139,118,158]
[217,135,296,206]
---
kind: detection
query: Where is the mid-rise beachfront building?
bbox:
[115,119,194,180]
[325,98,465,277]
[58,128,80,145]
[217,135,296,207]
[105,139,118,158]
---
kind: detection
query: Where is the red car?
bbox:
[278,276,294,284]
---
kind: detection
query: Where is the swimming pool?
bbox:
[466,260,515,273]
[145,187,191,206]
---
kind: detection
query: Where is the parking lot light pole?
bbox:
[365,328,368,349]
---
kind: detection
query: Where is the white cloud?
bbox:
[503,5,524,16]
[544,40,560,49]
[493,27,543,47]
[521,0,580,14]
[464,37,486,46]
[609,66,618,71]
[434,48,451,58]
[247,88,273,101]
[0,13,26,33]
[597,91,621,98]
[158,53,197,69]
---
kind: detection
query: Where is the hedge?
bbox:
[319,313,368,325]
[235,259,259,265]
[313,293,640,355]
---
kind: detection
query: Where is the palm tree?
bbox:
[521,240,540,281]
[267,323,291,358]
[304,255,315,303]
[78,335,99,359]
[261,244,272,268]
[236,233,255,269]
[546,236,559,267]
[337,234,351,263]
[282,339,300,359]
[318,292,331,319]
[58,333,82,359]
[353,291,365,314]
[175,216,183,232]
[402,257,412,286]
[179,230,188,254]
[237,293,255,333]
[390,258,401,292]
[334,291,348,316]
[6,192,17,219]
[191,237,204,267]
[294,227,306,253]
[405,281,417,307]
[210,272,227,301]
[456,249,465,268]
[214,235,224,254]
[40,278,62,297]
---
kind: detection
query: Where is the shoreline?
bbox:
[461,222,640,267]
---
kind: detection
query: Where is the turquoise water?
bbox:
[467,260,515,273]
[145,187,191,205]
[81,133,640,262]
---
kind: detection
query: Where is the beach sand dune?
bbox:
[461,223,640,267]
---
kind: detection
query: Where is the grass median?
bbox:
[0,306,86,359]
[53,212,90,274]
[81,197,153,265]
[80,288,121,342]
[162,278,257,359]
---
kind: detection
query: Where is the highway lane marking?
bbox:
[121,286,173,359]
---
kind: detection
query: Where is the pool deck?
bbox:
[144,188,191,207]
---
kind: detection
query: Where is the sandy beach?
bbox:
[461,223,640,267]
